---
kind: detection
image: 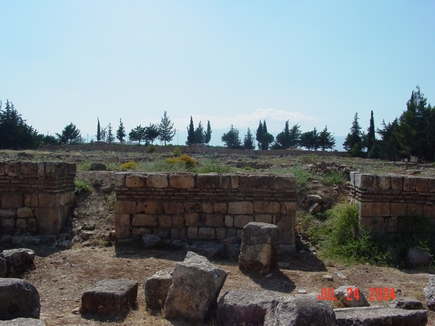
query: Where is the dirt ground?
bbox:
[3,153,435,325]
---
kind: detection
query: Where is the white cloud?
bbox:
[173,108,319,131]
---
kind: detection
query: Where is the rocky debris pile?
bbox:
[424,275,435,311]
[80,279,138,316]
[0,278,40,320]
[238,222,279,274]
[308,161,351,179]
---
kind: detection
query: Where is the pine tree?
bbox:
[144,123,159,145]
[107,123,115,144]
[343,112,364,157]
[97,118,101,141]
[129,125,146,145]
[221,125,242,149]
[158,111,175,146]
[194,121,205,144]
[205,120,212,145]
[116,119,126,144]
[367,111,376,155]
[256,120,263,150]
[187,116,195,145]
[318,125,335,151]
[56,123,81,144]
[243,127,255,149]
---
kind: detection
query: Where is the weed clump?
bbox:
[120,160,138,170]
[166,154,196,169]
[74,180,92,195]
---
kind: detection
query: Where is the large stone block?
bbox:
[0,278,40,319]
[136,201,162,214]
[114,173,126,187]
[34,207,64,234]
[147,173,168,188]
[360,202,390,217]
[234,215,254,228]
[196,174,219,188]
[145,267,173,311]
[228,202,253,215]
[19,162,37,176]
[354,173,374,190]
[24,194,38,207]
[408,203,423,216]
[184,202,203,213]
[415,178,428,193]
[132,214,157,227]
[254,201,280,214]
[38,194,59,208]
[198,227,216,240]
[390,203,408,217]
[1,194,22,209]
[185,213,200,227]
[213,203,227,214]
[271,175,296,190]
[169,174,195,188]
[403,177,416,192]
[376,175,391,190]
[0,209,16,218]
[5,163,20,177]
[80,279,138,316]
[162,202,184,215]
[277,214,294,244]
[187,227,198,239]
[158,215,173,228]
[205,214,223,227]
[391,175,404,191]
[125,174,146,188]
[172,215,185,228]
[114,201,136,214]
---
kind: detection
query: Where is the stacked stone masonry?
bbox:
[349,172,435,235]
[0,162,76,235]
[114,173,296,245]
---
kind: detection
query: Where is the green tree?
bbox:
[243,127,255,149]
[256,120,263,150]
[300,128,319,150]
[366,111,376,155]
[187,116,195,145]
[343,112,365,157]
[97,118,101,141]
[221,125,242,149]
[116,119,126,144]
[318,125,335,151]
[158,111,175,146]
[129,125,146,145]
[56,123,81,144]
[256,120,273,150]
[273,120,291,149]
[106,123,115,144]
[144,123,159,145]
[205,120,212,145]
[377,119,401,161]
[194,121,205,144]
[0,100,39,149]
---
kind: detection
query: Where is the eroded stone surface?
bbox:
[0,278,40,320]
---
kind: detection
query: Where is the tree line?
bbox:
[343,86,434,162]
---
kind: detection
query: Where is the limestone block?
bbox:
[277,214,294,244]
[179,228,187,240]
[126,174,146,188]
[238,222,280,274]
[391,175,403,191]
[170,229,179,239]
[115,214,130,227]
[231,176,239,189]
[132,214,157,227]
[1,194,23,209]
[408,203,423,216]
[5,162,20,176]
[423,205,435,217]
[27,218,37,232]
[185,213,200,227]
[114,200,136,214]
[403,177,416,192]
[81,279,138,316]
[19,162,37,176]
[198,227,216,240]
[216,228,226,240]
[271,175,296,190]
[0,208,16,218]
[158,215,173,228]
[2,218,15,228]
[162,202,184,214]
[16,207,33,218]
[0,162,4,175]
[390,203,408,217]
[213,203,227,214]
[136,201,162,214]
[184,202,202,213]
[429,178,435,193]
[254,201,280,213]
[147,173,168,188]
[187,227,198,239]
[376,175,391,190]
[37,162,45,177]
[234,215,254,228]
[115,225,130,239]
[416,178,428,193]
[196,174,219,188]
[23,194,38,207]
[354,173,374,190]
[203,203,213,213]
[226,229,237,238]
[34,207,64,234]
[255,214,273,224]
[0,278,40,319]
[45,162,58,177]
[205,214,224,227]
[145,267,173,311]
[172,215,185,228]
[169,174,195,188]
[225,215,234,227]
[16,219,27,229]
[359,202,390,217]
[239,175,263,190]
[132,227,152,237]
[153,228,170,238]
[114,173,126,187]
[218,175,231,189]
[38,194,59,208]
[228,202,253,215]
[334,286,369,307]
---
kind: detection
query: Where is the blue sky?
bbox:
[1,1,434,148]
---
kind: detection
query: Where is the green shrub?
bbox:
[299,154,319,164]
[173,147,182,157]
[146,145,156,153]
[74,180,92,195]
[288,166,314,193]
[322,170,347,186]
[120,160,138,170]
[166,154,196,169]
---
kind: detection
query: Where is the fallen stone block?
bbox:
[0,278,40,320]
[264,295,335,326]
[0,318,45,325]
[238,222,279,274]
[389,298,424,310]
[217,289,282,326]
[334,286,369,307]
[334,306,427,326]
[164,251,228,322]
[424,274,435,311]
[145,267,173,311]
[1,248,36,277]
[80,279,138,316]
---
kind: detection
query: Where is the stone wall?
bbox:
[114,173,296,246]
[0,162,76,235]
[349,172,435,234]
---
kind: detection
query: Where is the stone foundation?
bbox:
[114,173,296,245]
[349,172,435,234]
[0,162,76,235]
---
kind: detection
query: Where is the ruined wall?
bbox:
[114,173,296,246]
[349,172,435,234]
[0,162,76,235]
